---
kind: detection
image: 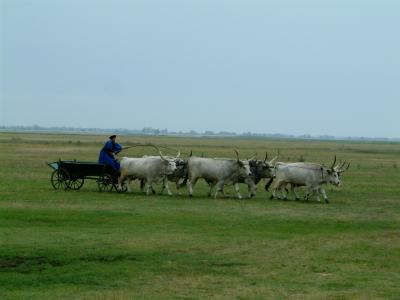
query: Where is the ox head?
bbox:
[158,150,177,175]
[263,152,277,177]
[248,152,277,179]
[325,156,350,186]
[235,149,252,177]
[172,157,188,178]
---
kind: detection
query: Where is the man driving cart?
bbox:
[98,135,123,172]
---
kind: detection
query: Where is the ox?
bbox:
[271,156,349,203]
[140,154,188,195]
[118,151,177,195]
[240,153,276,197]
[187,150,252,199]
[206,152,276,198]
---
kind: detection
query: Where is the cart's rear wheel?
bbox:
[98,174,114,192]
[68,177,85,190]
[51,168,69,190]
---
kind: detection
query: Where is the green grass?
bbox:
[0,132,399,299]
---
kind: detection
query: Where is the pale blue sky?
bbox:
[1,0,399,137]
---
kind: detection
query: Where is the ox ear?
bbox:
[237,160,244,167]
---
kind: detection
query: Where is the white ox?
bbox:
[139,154,187,195]
[271,156,349,203]
[118,152,177,195]
[187,150,252,199]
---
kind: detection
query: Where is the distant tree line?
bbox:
[0,125,398,142]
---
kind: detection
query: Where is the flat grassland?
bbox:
[0,132,399,299]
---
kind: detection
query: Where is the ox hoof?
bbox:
[269,195,274,200]
[189,194,193,198]
[324,198,330,204]
[295,197,300,201]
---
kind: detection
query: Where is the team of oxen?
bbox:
[117,149,350,203]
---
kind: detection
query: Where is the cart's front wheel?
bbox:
[51,168,69,190]
[98,174,114,192]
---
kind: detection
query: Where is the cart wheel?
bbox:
[51,168,69,190]
[98,174,114,192]
[68,177,85,190]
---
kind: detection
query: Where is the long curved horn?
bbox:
[189,150,192,157]
[159,150,168,162]
[269,156,278,165]
[248,152,257,161]
[264,152,268,163]
[330,155,337,170]
[338,160,346,170]
[338,162,350,173]
[234,149,239,161]
[176,150,181,158]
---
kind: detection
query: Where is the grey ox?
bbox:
[206,152,276,198]
[140,155,188,195]
[117,151,178,195]
[271,156,349,203]
[187,150,252,199]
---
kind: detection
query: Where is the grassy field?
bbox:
[0,132,399,299]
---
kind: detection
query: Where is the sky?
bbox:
[1,0,399,138]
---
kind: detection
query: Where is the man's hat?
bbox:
[109,135,117,139]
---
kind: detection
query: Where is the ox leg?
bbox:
[214,181,224,199]
[163,180,173,196]
[188,177,198,197]
[118,172,129,191]
[233,183,243,200]
[117,174,124,191]
[159,180,166,194]
[146,181,155,196]
[277,182,287,200]
[319,187,329,203]
[246,178,256,198]
[271,181,285,200]
[304,187,311,201]
[270,181,280,199]
[126,177,133,193]
[281,184,289,200]
[206,180,216,197]
[140,179,146,193]
[314,187,321,202]
[175,181,181,195]
[291,185,300,201]
[175,180,182,195]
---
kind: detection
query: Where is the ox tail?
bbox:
[265,178,274,191]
